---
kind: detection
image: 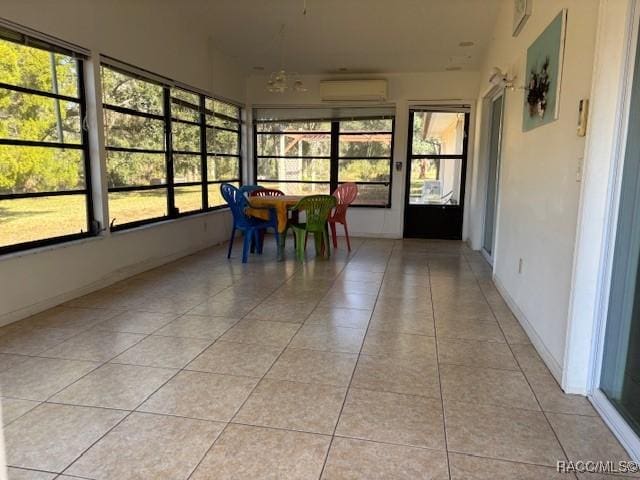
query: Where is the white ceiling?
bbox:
[200,0,503,75]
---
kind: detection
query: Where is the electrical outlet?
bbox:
[518,258,524,274]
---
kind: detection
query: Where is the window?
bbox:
[0,34,93,253]
[206,98,241,207]
[102,65,243,229]
[338,118,393,206]
[254,114,394,207]
[102,66,169,228]
[171,88,204,214]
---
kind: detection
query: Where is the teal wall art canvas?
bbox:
[523,9,567,132]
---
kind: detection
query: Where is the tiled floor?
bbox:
[0,238,635,479]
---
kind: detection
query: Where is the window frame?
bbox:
[101,63,243,231]
[204,98,242,210]
[252,117,394,208]
[0,37,95,255]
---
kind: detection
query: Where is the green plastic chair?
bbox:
[287,195,337,261]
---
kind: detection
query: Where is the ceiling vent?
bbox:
[319,79,388,102]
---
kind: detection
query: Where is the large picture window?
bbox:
[102,64,242,229]
[254,112,394,207]
[0,34,93,253]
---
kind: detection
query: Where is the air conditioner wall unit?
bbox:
[319,79,388,102]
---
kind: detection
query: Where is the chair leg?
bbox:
[343,222,351,251]
[294,229,305,261]
[324,229,331,258]
[242,231,251,263]
[329,221,338,248]
[274,228,281,258]
[314,231,323,257]
[227,227,236,259]
[255,229,264,254]
[254,230,263,255]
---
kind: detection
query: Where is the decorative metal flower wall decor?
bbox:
[526,57,550,118]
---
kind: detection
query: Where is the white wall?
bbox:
[0,0,244,325]
[246,71,481,238]
[467,0,599,379]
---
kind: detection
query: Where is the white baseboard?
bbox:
[493,274,564,383]
[0,239,226,327]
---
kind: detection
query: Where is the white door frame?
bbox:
[480,87,505,265]
[564,0,640,460]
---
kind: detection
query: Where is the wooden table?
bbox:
[246,195,304,232]
[246,195,305,259]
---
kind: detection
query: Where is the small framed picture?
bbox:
[513,0,532,37]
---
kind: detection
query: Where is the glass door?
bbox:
[483,94,504,258]
[600,29,640,437]
[403,109,469,239]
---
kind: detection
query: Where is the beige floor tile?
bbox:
[322,437,449,480]
[0,327,77,356]
[1,398,40,425]
[351,353,440,398]
[66,412,223,480]
[435,318,506,343]
[25,306,120,333]
[220,319,299,347]
[320,292,378,310]
[0,354,29,373]
[440,364,539,410]
[495,315,531,345]
[190,424,330,480]
[369,311,435,336]
[511,344,552,376]
[139,370,258,421]
[153,314,238,339]
[527,372,596,416]
[445,401,565,466]
[186,341,282,377]
[244,300,318,323]
[4,403,126,472]
[362,331,437,361]
[288,324,365,353]
[0,356,99,401]
[374,296,433,313]
[95,310,178,334]
[330,279,382,295]
[50,363,177,410]
[41,329,145,362]
[266,348,358,386]
[547,413,632,463]
[234,378,346,434]
[111,335,211,368]
[336,388,445,449]
[7,467,56,480]
[434,302,495,322]
[304,307,372,329]
[437,338,519,370]
[448,452,567,479]
[188,295,262,318]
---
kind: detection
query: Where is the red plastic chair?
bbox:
[329,183,358,251]
[250,188,285,198]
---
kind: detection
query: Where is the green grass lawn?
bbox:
[0,187,223,248]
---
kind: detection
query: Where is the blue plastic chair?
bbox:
[220,183,279,263]
[239,185,264,197]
